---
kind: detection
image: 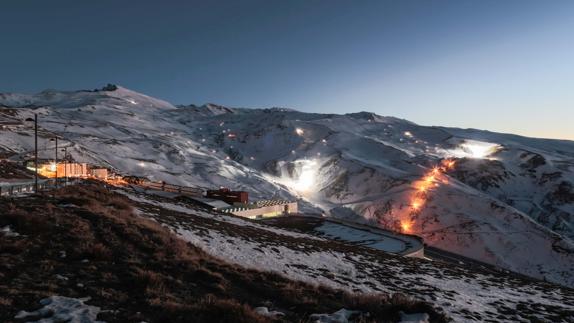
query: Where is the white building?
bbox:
[219,200,298,219]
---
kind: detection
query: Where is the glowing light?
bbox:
[416,181,431,193]
[138,162,145,167]
[423,174,435,183]
[442,159,456,170]
[295,128,304,136]
[292,160,317,193]
[276,159,319,195]
[447,140,501,159]
[411,197,424,210]
[49,162,57,172]
[398,159,458,234]
[321,139,327,143]
[401,220,413,233]
[404,131,413,138]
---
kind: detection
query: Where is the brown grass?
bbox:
[0,182,449,322]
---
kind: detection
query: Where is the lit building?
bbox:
[90,168,109,179]
[219,200,298,219]
[31,162,104,179]
[206,188,248,204]
[57,163,89,178]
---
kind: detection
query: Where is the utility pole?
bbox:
[25,114,39,193]
[55,137,58,188]
[34,114,38,193]
[62,147,67,186]
[50,137,58,188]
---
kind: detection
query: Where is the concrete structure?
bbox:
[319,217,425,258]
[263,216,425,258]
[219,200,298,219]
[90,168,108,179]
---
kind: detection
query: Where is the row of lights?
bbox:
[401,159,456,233]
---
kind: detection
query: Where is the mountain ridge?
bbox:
[1,85,573,288]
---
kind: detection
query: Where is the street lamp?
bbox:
[61,147,67,186]
[50,137,58,188]
[24,114,38,193]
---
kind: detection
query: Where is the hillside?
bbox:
[2,182,573,322]
[0,86,573,288]
[0,182,447,323]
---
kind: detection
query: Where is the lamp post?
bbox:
[61,148,68,186]
[50,137,58,188]
[24,114,38,193]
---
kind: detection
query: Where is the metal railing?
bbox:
[0,178,81,197]
[138,181,204,197]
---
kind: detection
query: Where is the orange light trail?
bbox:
[399,159,456,234]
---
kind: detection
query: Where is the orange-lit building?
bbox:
[90,168,108,179]
[34,162,100,179]
[57,163,89,178]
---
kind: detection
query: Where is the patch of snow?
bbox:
[15,296,105,323]
[1,225,20,237]
[399,312,429,323]
[254,306,285,318]
[55,274,69,281]
[309,308,359,323]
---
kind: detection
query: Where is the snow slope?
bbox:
[123,189,574,323]
[1,85,573,287]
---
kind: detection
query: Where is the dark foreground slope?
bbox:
[0,182,446,323]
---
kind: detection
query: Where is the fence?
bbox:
[0,180,48,197]
[139,181,204,197]
[0,178,81,197]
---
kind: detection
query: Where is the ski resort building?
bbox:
[28,161,111,180]
[57,163,89,178]
[89,168,109,179]
[219,200,298,219]
[204,187,297,219]
[206,187,248,204]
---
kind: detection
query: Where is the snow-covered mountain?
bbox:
[1,85,573,287]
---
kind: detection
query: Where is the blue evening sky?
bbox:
[1,1,573,139]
